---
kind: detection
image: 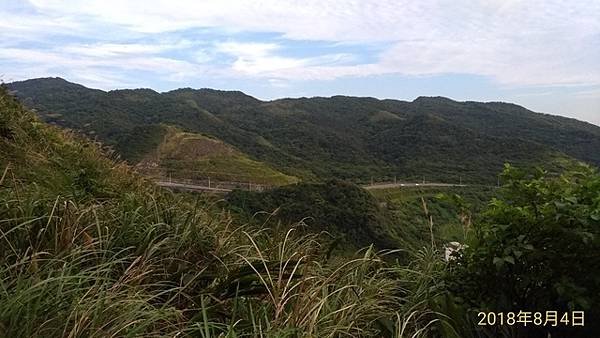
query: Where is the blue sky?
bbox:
[1,0,599,125]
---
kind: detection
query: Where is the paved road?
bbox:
[156,181,232,193]
[157,180,468,193]
[362,182,467,190]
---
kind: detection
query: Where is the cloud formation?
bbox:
[2,0,599,86]
[0,0,598,123]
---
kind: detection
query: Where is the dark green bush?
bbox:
[449,164,600,337]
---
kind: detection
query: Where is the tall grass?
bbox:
[1,86,459,337]
[0,177,454,336]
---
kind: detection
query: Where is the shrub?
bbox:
[449,164,600,337]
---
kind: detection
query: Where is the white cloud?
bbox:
[214,41,357,77]
[216,42,301,75]
[0,45,211,89]
[61,42,187,57]
[0,8,81,37]
[216,42,280,58]
[574,88,600,99]
[1,0,599,88]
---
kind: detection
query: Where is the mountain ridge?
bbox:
[14,77,593,116]
[7,77,599,184]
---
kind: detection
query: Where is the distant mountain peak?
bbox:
[11,77,78,86]
[7,77,95,93]
[27,76,69,83]
[109,88,159,95]
[166,87,260,106]
[168,87,255,96]
[413,96,458,104]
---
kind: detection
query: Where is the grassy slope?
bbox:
[9,78,600,184]
[0,86,449,337]
[136,125,298,185]
[370,186,498,245]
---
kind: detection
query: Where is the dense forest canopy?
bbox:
[8,78,600,184]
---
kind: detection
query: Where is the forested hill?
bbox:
[8,77,600,183]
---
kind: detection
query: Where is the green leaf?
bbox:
[565,196,578,204]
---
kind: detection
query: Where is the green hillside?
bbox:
[132,125,297,185]
[227,180,403,253]
[9,77,600,184]
[228,182,500,255]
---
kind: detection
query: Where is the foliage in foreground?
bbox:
[0,86,449,337]
[0,180,446,337]
[449,164,600,338]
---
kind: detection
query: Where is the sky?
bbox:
[1,0,599,125]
